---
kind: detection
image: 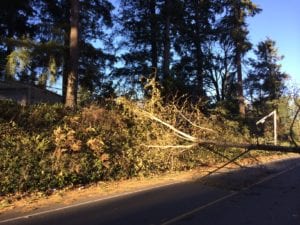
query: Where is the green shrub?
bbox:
[0,100,22,122]
[0,96,253,197]
[0,123,52,194]
[18,103,67,132]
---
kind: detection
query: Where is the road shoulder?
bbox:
[0,152,299,220]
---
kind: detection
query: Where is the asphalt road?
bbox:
[1,157,300,225]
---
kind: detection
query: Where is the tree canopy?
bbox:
[0,0,290,115]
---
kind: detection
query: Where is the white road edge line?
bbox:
[0,180,185,224]
[161,163,300,225]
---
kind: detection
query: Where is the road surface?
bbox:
[1,157,300,225]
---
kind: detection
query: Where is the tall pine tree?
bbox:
[245,38,288,114]
[219,0,261,116]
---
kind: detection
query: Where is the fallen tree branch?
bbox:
[197,140,300,153]
[174,133,196,141]
[143,110,300,153]
[141,144,197,149]
[145,110,300,153]
[118,97,300,154]
[144,112,300,153]
[175,106,217,134]
[143,111,198,142]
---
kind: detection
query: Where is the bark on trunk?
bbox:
[194,0,204,97]
[61,3,70,103]
[236,50,245,116]
[150,0,158,70]
[162,0,171,92]
[198,140,300,153]
[65,0,79,108]
[234,6,245,117]
[62,33,70,103]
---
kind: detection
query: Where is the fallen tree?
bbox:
[145,110,300,153]
[115,76,300,183]
[198,140,300,153]
[117,95,300,154]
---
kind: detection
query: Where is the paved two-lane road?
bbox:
[1,157,300,225]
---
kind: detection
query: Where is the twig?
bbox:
[143,111,198,142]
[141,144,196,149]
[174,132,196,141]
[175,106,217,134]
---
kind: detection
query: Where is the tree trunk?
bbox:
[62,32,70,103]
[62,3,70,103]
[194,0,204,98]
[162,0,171,92]
[150,0,158,70]
[221,48,229,101]
[198,140,300,153]
[65,0,79,108]
[195,45,204,97]
[236,49,245,116]
[234,6,245,117]
[140,108,300,154]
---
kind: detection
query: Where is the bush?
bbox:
[0,92,251,196]
[0,123,53,194]
[0,100,22,122]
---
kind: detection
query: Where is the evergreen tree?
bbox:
[40,0,114,103]
[205,39,235,104]
[116,0,162,95]
[117,0,185,97]
[219,0,261,116]
[0,0,36,80]
[245,38,288,113]
[1,0,114,104]
[176,0,219,98]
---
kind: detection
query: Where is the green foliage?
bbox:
[0,101,153,195]
[0,101,67,132]
[0,123,52,194]
[0,92,260,197]
[246,38,288,106]
[0,100,22,121]
[23,103,67,131]
[5,47,31,77]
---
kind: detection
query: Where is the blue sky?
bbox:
[248,0,300,85]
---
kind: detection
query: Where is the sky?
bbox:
[247,0,300,85]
